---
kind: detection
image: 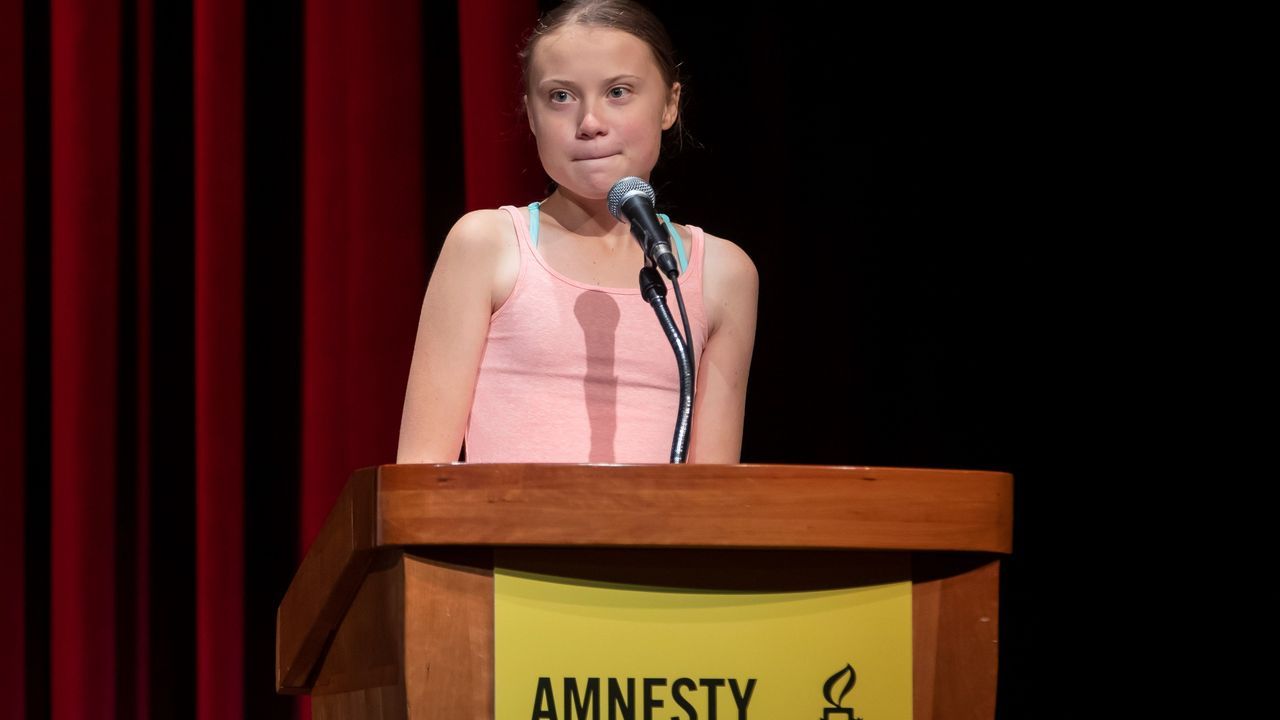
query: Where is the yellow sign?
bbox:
[495,565,912,719]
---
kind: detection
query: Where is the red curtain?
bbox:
[132,2,153,715]
[194,0,243,717]
[459,0,545,211]
[50,2,121,718]
[1,0,26,716]
[299,0,426,556]
[7,0,541,717]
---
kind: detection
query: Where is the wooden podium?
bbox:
[276,464,1012,719]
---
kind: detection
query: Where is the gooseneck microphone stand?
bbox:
[639,266,694,463]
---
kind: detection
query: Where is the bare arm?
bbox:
[396,210,514,463]
[689,233,759,463]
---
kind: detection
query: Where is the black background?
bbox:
[635,4,1128,716]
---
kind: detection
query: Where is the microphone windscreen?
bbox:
[607,176,657,221]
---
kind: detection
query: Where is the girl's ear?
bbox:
[524,95,535,134]
[661,82,681,131]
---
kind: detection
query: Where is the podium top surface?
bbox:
[372,463,1012,552]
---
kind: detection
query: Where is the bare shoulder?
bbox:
[443,208,515,254]
[437,209,520,310]
[698,230,759,333]
[668,223,756,282]
[702,231,758,284]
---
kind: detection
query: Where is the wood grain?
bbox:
[310,551,405,698]
[402,549,495,718]
[277,468,378,692]
[913,555,1001,720]
[377,464,1013,553]
[311,686,405,720]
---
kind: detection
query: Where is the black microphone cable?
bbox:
[639,267,693,463]
[668,260,694,372]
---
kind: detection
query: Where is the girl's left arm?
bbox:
[689,232,759,463]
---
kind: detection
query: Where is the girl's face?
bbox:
[525,26,680,201]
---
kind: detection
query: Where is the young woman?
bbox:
[397,0,757,464]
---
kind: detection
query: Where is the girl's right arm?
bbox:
[396,210,516,463]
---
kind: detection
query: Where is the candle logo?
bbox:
[819,663,863,720]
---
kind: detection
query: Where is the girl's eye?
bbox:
[608,86,630,99]
[550,90,572,103]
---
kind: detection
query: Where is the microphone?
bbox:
[607,177,680,279]
[611,177,697,461]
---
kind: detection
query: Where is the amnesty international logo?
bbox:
[819,664,863,720]
[494,564,913,719]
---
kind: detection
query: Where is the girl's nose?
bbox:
[576,103,607,139]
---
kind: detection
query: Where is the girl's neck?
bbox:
[538,189,632,245]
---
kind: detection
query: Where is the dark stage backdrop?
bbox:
[2,0,1097,718]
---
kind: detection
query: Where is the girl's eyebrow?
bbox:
[537,74,643,90]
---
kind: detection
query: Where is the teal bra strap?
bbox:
[527,202,688,273]
[658,213,689,274]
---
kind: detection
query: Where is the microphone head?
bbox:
[607,176,657,221]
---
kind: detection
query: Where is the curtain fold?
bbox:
[194,0,244,718]
[299,0,427,553]
[459,0,543,210]
[50,0,121,717]
[131,1,152,715]
[1,0,27,715]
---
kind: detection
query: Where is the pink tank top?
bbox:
[463,205,709,463]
